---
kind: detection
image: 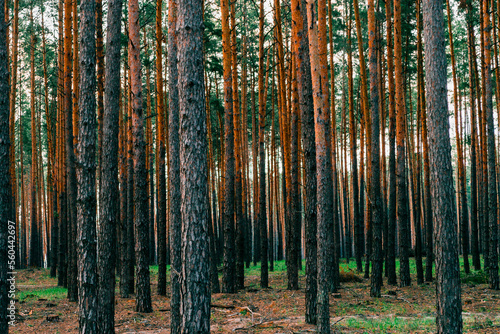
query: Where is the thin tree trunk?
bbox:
[157,0,167,297]
[129,0,152,312]
[220,0,235,293]
[368,0,383,298]
[467,0,481,271]
[291,0,317,322]
[446,0,470,274]
[168,0,182,329]
[29,6,40,268]
[483,0,499,289]
[347,5,361,275]
[258,0,268,289]
[385,0,397,285]
[394,0,411,287]
[0,0,11,330]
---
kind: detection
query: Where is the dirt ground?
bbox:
[7,266,500,333]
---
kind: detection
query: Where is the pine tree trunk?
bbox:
[257,0,269,289]
[346,7,361,274]
[307,0,334,330]
[63,0,78,301]
[446,0,470,275]
[414,0,424,285]
[368,0,383,298]
[128,0,152,312]
[422,0,463,330]
[467,0,481,271]
[291,0,317,322]
[96,0,104,191]
[29,6,41,268]
[97,0,122,330]
[9,0,19,272]
[220,0,236,294]
[120,64,131,297]
[76,0,98,331]
[394,0,411,287]
[177,0,211,328]
[483,0,499,289]
[385,0,397,285]
[157,0,167,297]
[168,0,182,329]
[0,0,11,330]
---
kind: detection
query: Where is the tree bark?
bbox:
[157,0,167,297]
[0,0,11,330]
[168,0,182,330]
[394,0,410,287]
[220,0,236,294]
[76,0,98,331]
[258,0,269,289]
[385,0,397,286]
[483,0,499,290]
[177,0,211,328]
[129,0,152,312]
[422,0,463,330]
[291,0,317,322]
[368,0,383,298]
[307,0,334,330]
[97,0,122,330]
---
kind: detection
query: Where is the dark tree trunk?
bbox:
[414,0,424,285]
[483,0,499,290]
[258,0,268,289]
[76,0,98,331]
[29,8,41,269]
[119,77,130,297]
[368,0,382,298]
[288,69,300,290]
[421,61,433,283]
[209,196,221,293]
[221,0,236,294]
[394,0,410,287]
[97,0,122,330]
[0,0,11,330]
[422,0,463,331]
[346,7,361,274]
[64,0,78,301]
[168,0,181,330]
[252,81,260,266]
[167,8,182,334]
[467,1,480,271]
[291,0,317,322]
[129,0,152,312]
[126,45,135,297]
[385,0,397,286]
[177,0,211,328]
[157,0,167,297]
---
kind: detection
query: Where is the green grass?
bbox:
[228,255,485,279]
[337,316,436,333]
[17,286,67,302]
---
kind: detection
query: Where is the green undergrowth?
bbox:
[17,286,67,302]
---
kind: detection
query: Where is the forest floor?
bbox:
[7,258,500,333]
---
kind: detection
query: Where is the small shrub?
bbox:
[339,270,363,283]
[461,270,488,285]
